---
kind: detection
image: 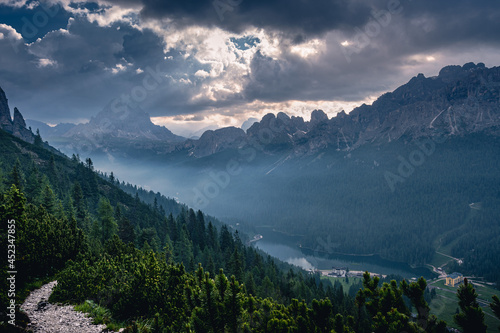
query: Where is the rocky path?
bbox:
[21,281,107,333]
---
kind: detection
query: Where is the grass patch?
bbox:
[429,295,460,330]
[428,253,453,269]
[322,276,363,294]
[429,279,500,301]
[437,236,462,257]
[73,301,160,332]
[74,300,125,331]
[430,229,465,268]
[428,279,500,332]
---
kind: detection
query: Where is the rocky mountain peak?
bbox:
[438,62,487,83]
[0,86,12,132]
[64,102,184,143]
[277,112,291,123]
[13,107,26,128]
[189,126,246,157]
[0,87,34,143]
[310,109,328,125]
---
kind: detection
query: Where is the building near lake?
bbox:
[329,267,347,277]
[445,272,464,287]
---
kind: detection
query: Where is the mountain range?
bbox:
[22,62,500,161]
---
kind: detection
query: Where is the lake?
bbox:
[253,226,436,280]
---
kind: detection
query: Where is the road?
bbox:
[435,251,463,265]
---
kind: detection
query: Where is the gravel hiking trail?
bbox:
[21,281,108,333]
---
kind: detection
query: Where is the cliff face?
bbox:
[0,87,12,133]
[242,62,500,155]
[0,87,35,144]
[186,127,246,158]
[12,107,35,143]
[338,62,500,147]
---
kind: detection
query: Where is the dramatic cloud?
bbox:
[0,0,500,131]
[137,0,371,37]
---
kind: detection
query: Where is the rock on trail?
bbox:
[21,281,107,333]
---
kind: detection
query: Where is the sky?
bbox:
[1,0,500,136]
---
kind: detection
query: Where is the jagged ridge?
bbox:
[0,86,35,144]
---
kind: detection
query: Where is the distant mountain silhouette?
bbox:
[16,62,500,160]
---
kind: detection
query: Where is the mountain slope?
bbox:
[0,86,36,144]
[0,123,358,331]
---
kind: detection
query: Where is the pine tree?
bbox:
[34,128,43,146]
[490,295,500,331]
[85,157,93,170]
[1,184,26,223]
[226,275,242,333]
[311,298,333,333]
[98,197,118,243]
[25,162,42,199]
[8,159,24,190]
[118,215,135,244]
[40,184,56,214]
[48,154,58,185]
[207,221,219,251]
[174,226,194,270]
[454,278,487,333]
[163,235,174,264]
[71,181,86,221]
[0,167,5,194]
[244,272,257,296]
[228,247,244,282]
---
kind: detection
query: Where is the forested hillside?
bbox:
[0,127,460,332]
[152,134,500,284]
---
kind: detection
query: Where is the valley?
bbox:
[2,0,500,330]
[2,62,500,332]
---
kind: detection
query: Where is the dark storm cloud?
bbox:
[241,0,500,103]
[0,13,200,122]
[0,7,235,123]
[243,48,402,103]
[102,0,500,48]
[1,0,500,125]
[111,0,373,38]
[91,0,500,106]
